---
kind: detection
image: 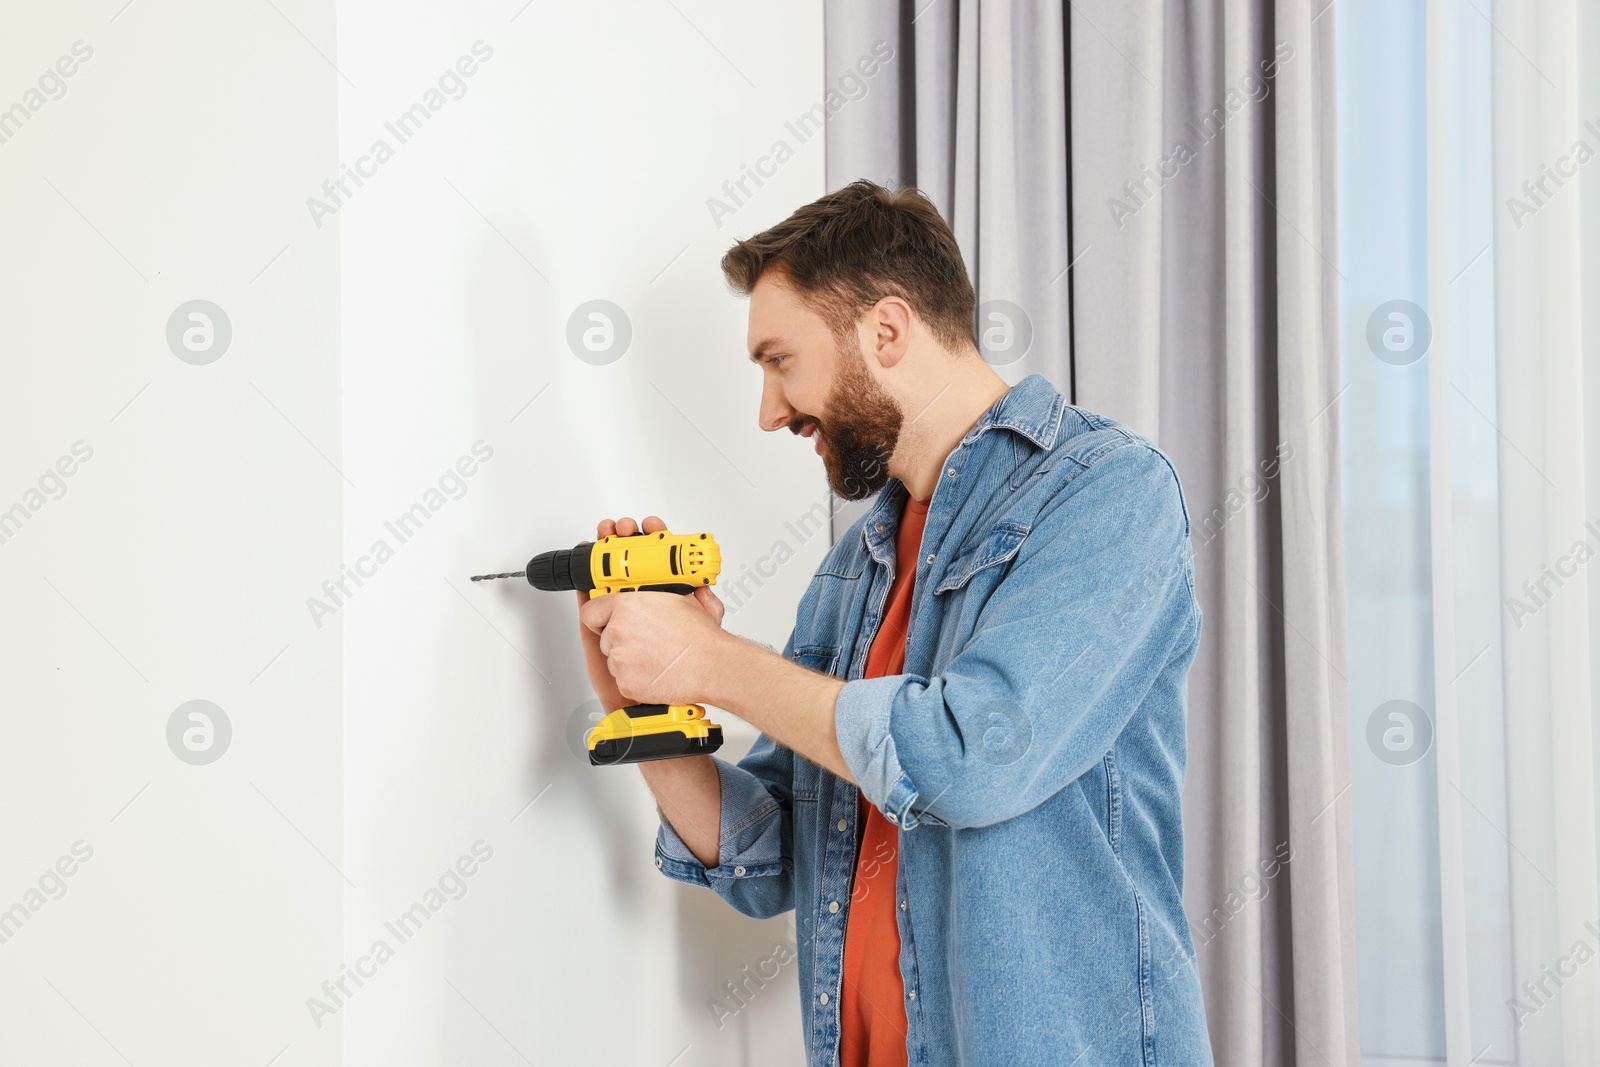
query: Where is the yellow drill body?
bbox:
[584,530,721,597]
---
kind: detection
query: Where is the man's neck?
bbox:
[890,355,1012,501]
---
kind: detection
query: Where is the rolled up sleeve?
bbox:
[652,669,799,918]
[834,674,930,828]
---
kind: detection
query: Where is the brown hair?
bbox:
[720,180,977,351]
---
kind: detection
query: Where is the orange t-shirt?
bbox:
[839,492,928,1067]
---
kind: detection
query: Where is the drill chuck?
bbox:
[525,544,594,591]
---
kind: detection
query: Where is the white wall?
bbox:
[335,3,825,1065]
[1,2,826,1064]
[0,1,344,1063]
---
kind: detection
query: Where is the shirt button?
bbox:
[837,819,848,832]
[828,900,840,913]
[875,522,885,533]
[819,992,830,1005]
[899,900,907,910]
[924,554,934,564]
[946,468,956,478]
[733,865,746,876]
[909,990,917,999]
[886,812,898,824]
[654,857,663,869]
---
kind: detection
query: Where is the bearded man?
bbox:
[577,180,1212,1067]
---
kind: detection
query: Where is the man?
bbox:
[578,180,1212,1066]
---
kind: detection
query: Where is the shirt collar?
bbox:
[958,372,1066,451]
[858,373,1066,555]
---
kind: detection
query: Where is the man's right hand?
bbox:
[576,515,726,713]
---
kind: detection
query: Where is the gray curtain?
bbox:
[823,2,1358,1064]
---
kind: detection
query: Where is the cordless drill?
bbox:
[472,530,724,766]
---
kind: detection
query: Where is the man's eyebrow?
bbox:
[749,337,787,364]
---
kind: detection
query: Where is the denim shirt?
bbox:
[655,373,1212,1066]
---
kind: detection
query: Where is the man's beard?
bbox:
[810,334,903,501]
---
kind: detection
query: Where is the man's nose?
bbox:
[758,376,795,433]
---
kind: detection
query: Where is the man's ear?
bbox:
[867,296,913,369]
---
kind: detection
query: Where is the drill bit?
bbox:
[470,570,525,582]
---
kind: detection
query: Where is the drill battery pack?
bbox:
[586,703,724,766]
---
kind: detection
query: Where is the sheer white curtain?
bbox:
[1481,0,1600,1062]
[1345,0,1600,1064]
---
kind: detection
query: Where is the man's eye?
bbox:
[769,355,786,368]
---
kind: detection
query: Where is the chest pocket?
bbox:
[815,546,869,579]
[933,521,1030,594]
[792,645,840,675]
